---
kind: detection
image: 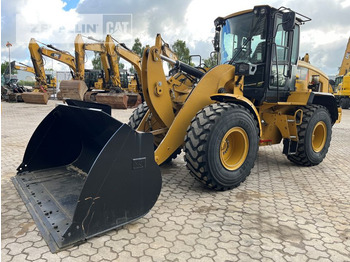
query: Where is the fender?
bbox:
[211,93,262,136]
[154,64,236,164]
[311,92,341,124]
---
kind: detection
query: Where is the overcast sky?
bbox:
[1,0,350,75]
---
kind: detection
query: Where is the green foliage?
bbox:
[172,40,191,64]
[92,52,102,70]
[18,80,35,86]
[119,63,125,70]
[203,53,218,69]
[1,61,17,75]
[132,38,145,57]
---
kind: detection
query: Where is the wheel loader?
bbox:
[12,5,341,252]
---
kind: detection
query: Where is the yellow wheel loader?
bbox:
[12,5,341,252]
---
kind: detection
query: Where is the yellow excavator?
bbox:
[76,34,142,108]
[27,39,78,103]
[106,34,182,104]
[13,5,341,252]
[13,61,57,91]
[333,38,350,109]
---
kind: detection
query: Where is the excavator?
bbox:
[1,61,28,102]
[74,34,142,109]
[333,38,350,109]
[26,39,78,104]
[13,61,57,91]
[12,5,341,252]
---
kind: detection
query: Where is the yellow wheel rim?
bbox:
[312,121,327,152]
[220,127,249,171]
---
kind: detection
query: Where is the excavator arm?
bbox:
[28,39,48,88]
[40,49,76,74]
[13,62,35,74]
[339,38,350,76]
[105,35,122,87]
[83,41,111,84]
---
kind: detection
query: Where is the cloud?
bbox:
[2,0,350,75]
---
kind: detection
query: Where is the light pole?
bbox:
[6,41,12,78]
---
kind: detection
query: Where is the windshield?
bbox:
[219,12,267,64]
[335,76,343,86]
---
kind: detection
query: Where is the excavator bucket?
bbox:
[95,92,129,109]
[126,93,142,108]
[22,92,49,104]
[12,104,161,253]
[59,80,88,100]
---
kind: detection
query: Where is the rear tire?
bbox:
[287,105,332,166]
[184,103,259,191]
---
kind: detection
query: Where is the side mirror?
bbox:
[213,31,220,52]
[282,11,296,31]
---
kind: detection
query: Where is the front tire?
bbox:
[287,105,332,166]
[184,103,259,191]
[128,101,180,163]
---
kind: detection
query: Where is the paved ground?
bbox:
[1,100,350,262]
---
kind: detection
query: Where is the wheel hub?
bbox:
[220,127,249,170]
[312,121,327,152]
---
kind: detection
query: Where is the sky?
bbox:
[1,0,350,76]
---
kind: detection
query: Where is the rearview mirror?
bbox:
[282,11,296,31]
[213,31,220,52]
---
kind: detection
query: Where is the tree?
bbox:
[132,38,145,57]
[119,63,125,70]
[203,53,218,69]
[1,61,17,75]
[92,52,102,70]
[172,40,191,64]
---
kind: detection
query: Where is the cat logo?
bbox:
[51,53,61,59]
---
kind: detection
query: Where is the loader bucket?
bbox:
[65,99,112,115]
[12,104,161,253]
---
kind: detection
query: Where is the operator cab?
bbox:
[214,5,311,104]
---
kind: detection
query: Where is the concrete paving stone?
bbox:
[327,249,350,262]
[188,243,216,259]
[305,245,330,260]
[169,239,195,254]
[188,257,215,262]
[237,252,262,262]
[144,247,169,260]
[6,241,33,256]
[69,241,97,257]
[216,241,240,255]
[124,242,150,257]
[90,234,111,249]
[2,101,350,261]
[165,251,192,262]
[261,249,287,261]
[23,246,50,261]
[308,258,332,262]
